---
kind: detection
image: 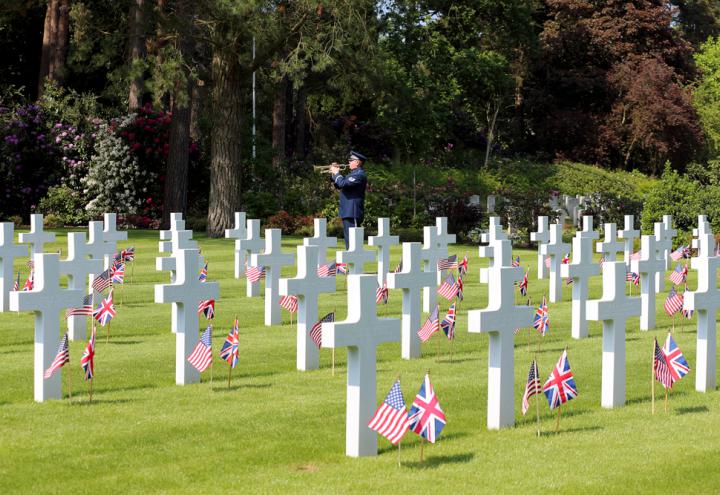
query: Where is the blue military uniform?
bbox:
[332,153,368,249]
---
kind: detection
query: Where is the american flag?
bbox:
[44,333,70,379]
[418,305,440,342]
[566,276,574,286]
[198,262,208,282]
[521,360,542,415]
[111,261,125,284]
[653,337,673,389]
[279,295,299,313]
[440,302,456,340]
[65,294,93,318]
[93,289,116,326]
[543,350,577,409]
[626,271,640,286]
[544,256,551,268]
[630,251,642,261]
[367,380,410,445]
[682,285,693,319]
[456,275,464,301]
[81,329,96,381]
[121,246,135,262]
[458,253,468,276]
[670,245,690,261]
[511,255,520,268]
[92,268,112,292]
[337,262,348,275]
[664,287,684,316]
[393,262,403,274]
[437,254,458,271]
[198,299,215,320]
[437,273,459,301]
[187,325,213,372]
[220,318,239,368]
[599,256,605,271]
[662,333,690,385]
[533,296,549,336]
[519,270,528,296]
[408,374,446,443]
[22,271,34,291]
[316,262,337,277]
[669,264,688,285]
[375,282,388,305]
[12,271,19,291]
[310,312,334,348]
[561,253,570,264]
[246,265,265,283]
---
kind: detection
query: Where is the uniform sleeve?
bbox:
[332,171,366,190]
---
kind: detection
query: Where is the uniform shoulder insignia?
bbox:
[348,177,356,182]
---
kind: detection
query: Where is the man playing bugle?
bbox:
[330,151,368,249]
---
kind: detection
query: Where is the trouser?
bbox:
[342,217,361,249]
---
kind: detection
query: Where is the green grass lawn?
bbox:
[1,229,719,494]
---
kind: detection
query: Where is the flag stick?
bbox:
[131,260,134,284]
[106,320,111,343]
[227,363,232,388]
[121,280,124,306]
[651,339,656,415]
[67,366,72,401]
[397,441,401,467]
[534,360,541,436]
[672,313,676,334]
[664,387,668,413]
[88,377,93,403]
[555,405,561,433]
[419,437,425,463]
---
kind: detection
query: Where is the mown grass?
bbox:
[0,229,719,494]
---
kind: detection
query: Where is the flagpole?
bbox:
[106,320,110,343]
[67,365,72,401]
[397,372,402,467]
[555,405,561,433]
[651,338,656,415]
[420,437,424,463]
[534,359,541,436]
[332,305,336,376]
[131,259,134,284]
[664,387,668,413]
[89,376,93,403]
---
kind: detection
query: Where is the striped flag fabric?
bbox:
[187,325,213,372]
[626,271,640,286]
[599,256,605,271]
[393,262,403,274]
[533,296,549,336]
[440,302,456,340]
[121,246,135,262]
[22,271,34,291]
[543,350,577,409]
[653,337,673,389]
[519,270,528,296]
[375,282,388,305]
[111,261,125,284]
[81,329,96,381]
[664,287,684,316]
[437,273,459,301]
[437,254,458,271]
[93,289,116,326]
[12,271,19,291]
[630,251,642,261]
[544,256,551,268]
[408,374,446,443]
[458,253,468,276]
[456,275,464,301]
[670,245,691,261]
[418,305,440,342]
[198,262,208,282]
[316,262,337,278]
[561,253,570,264]
[44,333,70,379]
[367,380,410,445]
[337,262,348,275]
[198,299,215,320]
[669,264,688,285]
[511,255,520,268]
[246,265,265,283]
[92,268,112,292]
[219,319,239,369]
[521,360,542,415]
[682,285,693,319]
[662,333,690,385]
[65,294,93,318]
[310,312,335,348]
[279,295,299,313]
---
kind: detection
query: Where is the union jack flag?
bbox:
[12,271,19,291]
[519,270,528,296]
[198,299,215,320]
[92,268,112,292]
[337,262,348,275]
[44,333,70,379]
[368,380,410,445]
[543,350,577,409]
[187,325,213,372]
[511,255,520,268]
[681,285,693,319]
[437,254,458,271]
[310,312,334,348]
[669,264,688,285]
[418,305,440,342]
[662,333,690,385]
[22,271,34,291]
[522,360,542,415]
[198,262,208,282]
[458,253,468,276]
[65,294,93,318]
[111,262,125,284]
[219,319,239,369]
[246,265,265,283]
[561,253,570,264]
[408,374,446,443]
[664,287,684,316]
[440,302,456,340]
[670,245,691,261]
[375,282,388,305]
[279,295,298,313]
[437,273,459,301]
[81,329,96,381]
[533,296,549,336]
[316,262,337,277]
[653,337,673,390]
[93,289,116,326]
[626,271,640,286]
[456,275,464,301]
[121,246,135,262]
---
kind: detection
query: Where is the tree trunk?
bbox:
[206,48,244,237]
[38,0,70,98]
[162,79,192,229]
[272,76,288,168]
[294,85,307,160]
[127,0,146,111]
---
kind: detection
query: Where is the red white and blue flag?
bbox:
[418,305,440,342]
[662,333,690,385]
[220,319,239,369]
[626,271,640,286]
[121,246,135,262]
[669,264,688,285]
[437,273,459,301]
[93,289,116,326]
[543,350,577,409]
[653,338,674,390]
[533,296,549,336]
[316,262,337,278]
[511,255,521,268]
[198,262,208,282]
[664,287,684,316]
[561,253,570,264]
[23,271,34,291]
[65,294,93,318]
[12,271,19,291]
[522,360,542,415]
[187,325,213,372]
[111,261,125,284]
[92,268,112,292]
[246,265,265,283]
[519,270,528,296]
[408,374,446,443]
[44,333,70,379]
[440,302,456,340]
[456,275,464,301]
[458,253,468,276]
[81,329,96,381]
[310,312,334,348]
[279,295,299,313]
[670,245,691,261]
[368,380,410,445]
[375,282,389,305]
[337,262,348,275]
[198,299,215,320]
[599,256,606,271]
[437,254,458,271]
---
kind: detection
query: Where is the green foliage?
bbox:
[37,185,89,226]
[694,36,720,155]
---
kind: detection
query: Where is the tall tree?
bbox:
[38,0,70,97]
[127,0,147,110]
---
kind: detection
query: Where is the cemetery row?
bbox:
[0,212,715,458]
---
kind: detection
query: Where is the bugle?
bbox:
[313,162,346,173]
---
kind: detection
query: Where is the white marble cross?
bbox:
[422,217,456,312]
[692,215,711,253]
[86,220,116,268]
[322,274,401,457]
[630,235,665,330]
[653,221,673,293]
[252,229,295,326]
[303,218,338,265]
[684,232,720,392]
[561,216,600,339]
[59,232,103,340]
[596,223,623,262]
[586,260,641,408]
[225,212,247,279]
[368,218,399,286]
[540,223,570,303]
[239,219,264,297]
[618,215,639,267]
[336,227,375,275]
[480,216,508,268]
[160,212,186,253]
[467,238,534,429]
[386,242,436,359]
[661,215,677,270]
[155,248,219,385]
[101,213,128,269]
[18,214,55,256]
[0,223,28,312]
[531,216,550,279]
[10,254,83,402]
[279,245,336,371]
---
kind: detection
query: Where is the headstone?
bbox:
[684,232,720,392]
[322,274,401,457]
[468,194,480,206]
[618,215,639,267]
[224,212,247,279]
[531,216,550,279]
[630,235,665,330]
[160,212,186,253]
[101,213,128,269]
[539,223,570,303]
[303,218,338,265]
[0,223,28,312]
[560,216,600,339]
[336,227,375,274]
[86,220,116,266]
[239,219,264,297]
[661,215,677,270]
[251,229,295,326]
[653,221,673,293]
[386,242,436,359]
[596,223,623,262]
[486,194,495,213]
[278,245,335,371]
[586,260,641,408]
[692,215,711,251]
[468,238,534,429]
[59,232,103,340]
[480,217,508,268]
[368,218,399,286]
[9,254,83,402]
[18,213,55,255]
[155,248,219,385]
[422,217,456,312]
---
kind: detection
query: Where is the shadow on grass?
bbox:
[378,432,470,455]
[434,356,478,364]
[70,397,138,406]
[539,425,602,436]
[211,383,271,392]
[676,405,709,415]
[536,346,567,354]
[402,452,474,469]
[102,340,143,346]
[626,389,689,407]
